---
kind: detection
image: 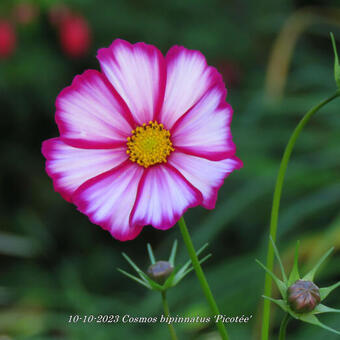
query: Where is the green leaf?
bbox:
[117,268,151,289]
[142,274,164,291]
[313,304,340,314]
[320,281,340,301]
[330,33,340,88]
[303,247,334,282]
[288,240,300,286]
[262,296,289,313]
[256,259,287,298]
[147,243,156,265]
[299,313,340,335]
[270,236,287,283]
[169,239,178,266]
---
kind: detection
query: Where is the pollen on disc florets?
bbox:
[126,121,175,168]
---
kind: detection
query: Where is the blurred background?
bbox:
[1,0,340,339]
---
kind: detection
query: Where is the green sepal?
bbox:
[299,313,340,335]
[173,243,209,285]
[121,252,150,284]
[142,274,164,291]
[320,281,340,301]
[312,304,340,314]
[262,296,289,313]
[303,247,334,282]
[147,243,156,265]
[181,254,212,278]
[270,236,287,283]
[162,269,178,291]
[122,252,165,290]
[168,239,178,266]
[117,268,151,289]
[330,33,340,89]
[288,240,300,286]
[256,259,287,299]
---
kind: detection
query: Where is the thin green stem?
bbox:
[261,90,340,340]
[278,314,290,340]
[178,216,229,340]
[161,291,178,340]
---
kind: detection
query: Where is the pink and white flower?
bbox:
[42,39,242,241]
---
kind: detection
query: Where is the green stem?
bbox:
[278,314,290,340]
[178,216,229,340]
[161,291,178,340]
[261,90,340,340]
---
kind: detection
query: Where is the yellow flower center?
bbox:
[126,121,174,168]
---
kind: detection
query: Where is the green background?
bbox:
[1,0,340,339]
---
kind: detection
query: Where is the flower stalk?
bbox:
[161,291,178,340]
[178,216,229,340]
[261,89,340,340]
[278,314,290,340]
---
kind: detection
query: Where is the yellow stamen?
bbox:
[126,121,174,168]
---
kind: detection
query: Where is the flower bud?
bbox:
[147,261,173,285]
[287,280,321,313]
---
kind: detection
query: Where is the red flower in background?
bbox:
[0,20,16,59]
[58,14,91,58]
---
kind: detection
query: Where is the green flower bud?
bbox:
[287,280,321,313]
[147,261,174,285]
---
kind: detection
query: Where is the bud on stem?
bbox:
[147,261,173,285]
[287,280,321,313]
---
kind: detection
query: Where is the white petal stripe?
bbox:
[131,165,201,229]
[97,40,165,125]
[42,138,128,201]
[169,152,242,209]
[73,162,144,241]
[56,70,133,148]
[159,46,220,129]
[171,84,234,160]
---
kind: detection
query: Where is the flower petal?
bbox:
[130,164,202,230]
[169,152,242,209]
[171,83,235,161]
[159,46,222,129]
[73,161,144,241]
[97,39,166,125]
[42,138,128,202]
[56,69,134,149]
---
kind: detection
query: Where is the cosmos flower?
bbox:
[42,39,242,241]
